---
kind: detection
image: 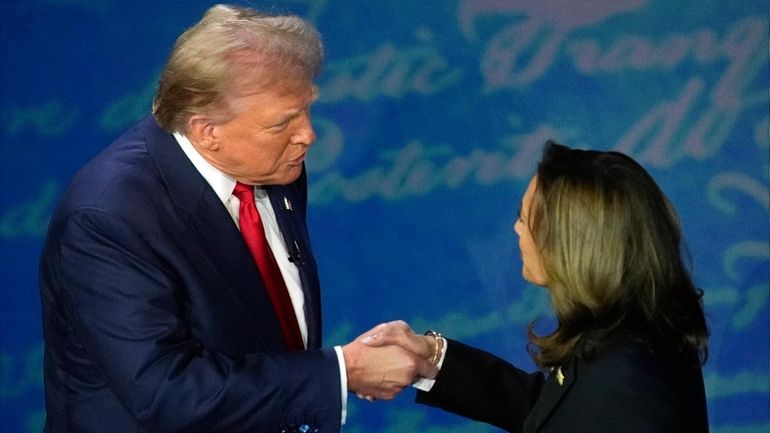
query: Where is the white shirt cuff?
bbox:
[333,346,348,425]
[412,337,447,392]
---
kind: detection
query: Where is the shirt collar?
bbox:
[173,132,236,205]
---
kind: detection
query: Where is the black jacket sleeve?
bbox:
[415,339,545,433]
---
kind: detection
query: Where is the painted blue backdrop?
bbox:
[1,1,768,432]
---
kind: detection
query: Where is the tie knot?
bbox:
[233,182,255,204]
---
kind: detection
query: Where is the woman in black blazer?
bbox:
[364,141,709,432]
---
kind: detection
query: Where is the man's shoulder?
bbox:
[57,117,171,218]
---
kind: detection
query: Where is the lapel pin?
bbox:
[282,196,293,211]
[556,367,565,386]
[288,241,303,264]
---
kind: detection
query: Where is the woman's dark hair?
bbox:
[526,141,708,368]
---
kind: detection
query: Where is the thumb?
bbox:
[361,332,386,347]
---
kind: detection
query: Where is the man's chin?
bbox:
[265,165,303,186]
[246,163,304,186]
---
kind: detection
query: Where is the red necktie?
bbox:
[233,182,304,351]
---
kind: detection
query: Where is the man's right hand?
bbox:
[342,324,438,400]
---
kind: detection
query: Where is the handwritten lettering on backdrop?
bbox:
[0,1,767,432]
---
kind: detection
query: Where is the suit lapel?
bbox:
[186,193,287,350]
[142,117,287,350]
[526,359,578,432]
[265,177,322,348]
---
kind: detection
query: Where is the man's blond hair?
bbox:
[152,4,323,133]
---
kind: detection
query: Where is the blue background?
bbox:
[1,1,768,432]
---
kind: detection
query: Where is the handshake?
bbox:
[341,320,442,401]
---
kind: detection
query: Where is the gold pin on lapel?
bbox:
[556,367,565,386]
[282,196,293,211]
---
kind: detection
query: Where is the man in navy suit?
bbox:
[39,5,435,432]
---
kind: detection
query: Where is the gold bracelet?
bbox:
[425,330,443,366]
[434,334,444,366]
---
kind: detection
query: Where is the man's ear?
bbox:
[187,115,219,151]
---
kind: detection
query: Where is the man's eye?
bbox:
[272,120,289,131]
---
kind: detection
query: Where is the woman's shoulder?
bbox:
[567,338,708,431]
[579,338,698,382]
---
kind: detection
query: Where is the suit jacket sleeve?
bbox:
[415,339,545,433]
[41,204,342,433]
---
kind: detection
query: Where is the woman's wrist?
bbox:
[424,330,444,365]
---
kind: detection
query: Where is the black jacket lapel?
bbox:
[525,360,578,432]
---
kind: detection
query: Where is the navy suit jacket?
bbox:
[39,116,342,433]
[417,339,709,433]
